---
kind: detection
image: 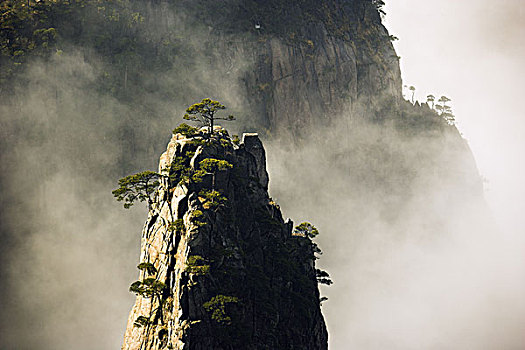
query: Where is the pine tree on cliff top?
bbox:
[183,98,235,136]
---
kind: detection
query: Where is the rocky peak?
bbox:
[241,133,269,190]
[122,128,328,349]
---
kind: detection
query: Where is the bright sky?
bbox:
[384,0,525,235]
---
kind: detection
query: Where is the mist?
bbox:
[289,1,524,348]
[267,111,524,349]
[384,0,525,235]
[0,5,253,348]
[384,3,525,347]
[1,1,524,349]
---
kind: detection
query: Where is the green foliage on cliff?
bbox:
[113,121,237,228]
[173,123,200,138]
[1,0,59,84]
[133,315,151,328]
[185,255,210,276]
[203,295,240,325]
[168,154,194,186]
[199,190,228,211]
[169,107,236,188]
[112,171,160,209]
[184,98,235,136]
[200,158,233,172]
[137,262,157,275]
[436,95,455,124]
[372,0,386,15]
[294,222,324,260]
[192,158,233,189]
[293,222,319,238]
[231,134,240,146]
[372,95,457,136]
[316,268,333,286]
[129,277,166,298]
[190,209,207,227]
[1,0,175,92]
[168,219,185,235]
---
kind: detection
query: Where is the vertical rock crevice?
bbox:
[122,128,328,350]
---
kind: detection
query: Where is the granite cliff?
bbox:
[122,128,328,349]
[119,1,487,347]
[145,0,402,137]
[134,0,485,222]
[0,1,491,349]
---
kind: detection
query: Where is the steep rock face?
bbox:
[122,129,328,349]
[136,0,485,213]
[128,0,482,207]
[143,0,401,136]
[243,23,401,136]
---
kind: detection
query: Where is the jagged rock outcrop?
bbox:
[122,128,328,349]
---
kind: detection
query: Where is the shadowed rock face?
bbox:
[242,26,401,137]
[143,0,402,137]
[122,130,328,350]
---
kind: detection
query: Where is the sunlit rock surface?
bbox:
[122,130,327,349]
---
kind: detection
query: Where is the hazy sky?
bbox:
[384,0,525,235]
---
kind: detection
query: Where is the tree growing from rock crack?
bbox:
[293,222,333,286]
[436,95,455,125]
[112,171,161,209]
[426,94,435,109]
[409,86,416,103]
[183,98,235,136]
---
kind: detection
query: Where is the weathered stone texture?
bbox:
[122,131,328,350]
